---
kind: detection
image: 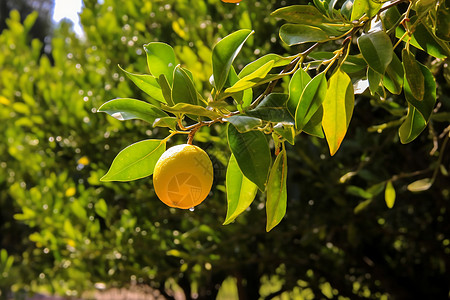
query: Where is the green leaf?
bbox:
[225,60,275,94]
[227,125,271,191]
[347,185,373,199]
[212,29,254,92]
[273,124,296,145]
[435,0,450,41]
[402,49,424,101]
[322,68,354,156]
[367,67,382,96]
[160,103,220,120]
[341,0,354,20]
[295,72,327,130]
[226,115,263,133]
[288,68,311,116]
[101,140,166,181]
[399,104,427,144]
[94,199,108,219]
[314,0,332,17]
[224,154,258,225]
[354,199,372,214]
[309,52,367,73]
[396,20,449,59]
[271,5,330,24]
[403,62,436,121]
[279,24,330,46]
[357,31,393,75]
[144,42,176,85]
[385,180,396,208]
[98,98,168,124]
[246,93,294,124]
[383,53,404,95]
[266,148,288,232]
[303,106,324,138]
[407,178,433,192]
[119,67,165,103]
[152,117,178,130]
[172,65,199,105]
[351,0,381,20]
[158,74,175,106]
[239,54,294,78]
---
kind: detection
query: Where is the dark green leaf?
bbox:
[246,93,294,124]
[227,124,271,191]
[271,5,330,24]
[303,106,324,138]
[288,68,311,116]
[403,62,436,121]
[101,140,166,181]
[295,72,327,130]
[159,74,174,106]
[383,53,404,94]
[358,31,393,75]
[435,1,450,41]
[119,67,165,103]
[402,49,425,101]
[226,115,263,133]
[367,67,382,95]
[381,6,402,32]
[266,148,288,232]
[172,65,199,105]
[212,29,254,92]
[160,103,220,120]
[224,154,258,225]
[309,52,367,73]
[144,42,176,85]
[279,24,330,46]
[98,98,168,124]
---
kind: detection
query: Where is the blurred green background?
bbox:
[1,0,449,299]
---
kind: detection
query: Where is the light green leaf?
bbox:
[402,49,424,101]
[94,199,108,219]
[239,54,294,78]
[354,199,372,214]
[225,60,275,94]
[226,115,263,133]
[98,98,168,124]
[144,42,176,84]
[288,68,311,116]
[266,148,288,232]
[212,29,254,92]
[399,104,427,144]
[351,0,381,20]
[246,93,294,124]
[160,103,220,119]
[172,65,199,105]
[101,140,166,182]
[403,62,436,121]
[119,67,165,103]
[407,178,433,192]
[385,180,396,208]
[274,123,296,145]
[280,24,330,46]
[227,124,271,191]
[224,154,258,225]
[357,31,393,75]
[322,68,354,156]
[152,117,178,130]
[295,72,327,130]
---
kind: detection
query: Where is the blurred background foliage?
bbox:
[0,0,449,299]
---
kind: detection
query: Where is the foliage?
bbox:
[0,0,449,300]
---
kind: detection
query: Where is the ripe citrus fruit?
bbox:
[153,144,213,209]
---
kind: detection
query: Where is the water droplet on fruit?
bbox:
[189,207,195,212]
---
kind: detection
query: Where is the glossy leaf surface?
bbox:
[228,124,271,191]
[295,72,327,130]
[226,115,263,133]
[266,149,288,232]
[358,31,393,75]
[402,49,424,101]
[144,42,176,84]
[280,24,330,46]
[119,67,165,103]
[288,68,311,116]
[246,93,294,124]
[160,103,220,119]
[399,104,427,144]
[101,140,166,181]
[98,98,168,124]
[172,65,199,105]
[224,154,258,225]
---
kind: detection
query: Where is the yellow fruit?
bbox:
[153,144,213,209]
